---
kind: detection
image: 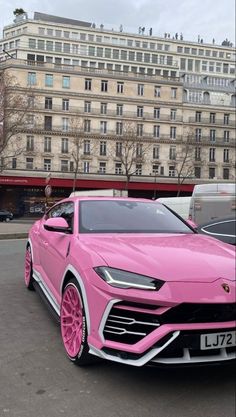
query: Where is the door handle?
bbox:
[43,241,48,247]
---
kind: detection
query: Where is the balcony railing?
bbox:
[34,104,183,122]
[188,117,235,126]
[0,58,181,82]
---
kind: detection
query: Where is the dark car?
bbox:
[0,209,14,222]
[197,216,236,245]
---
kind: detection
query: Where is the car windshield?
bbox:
[79,200,194,234]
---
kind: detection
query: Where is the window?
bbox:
[169,166,176,177]
[116,104,123,116]
[209,167,215,179]
[117,82,124,93]
[100,121,107,134]
[99,162,106,174]
[101,103,107,115]
[26,136,34,151]
[170,126,176,139]
[154,85,161,97]
[224,131,230,143]
[152,164,159,175]
[44,116,52,130]
[44,137,51,153]
[85,78,92,90]
[153,145,159,159]
[195,111,201,122]
[171,88,177,99]
[61,138,69,153]
[45,74,53,87]
[137,124,143,137]
[169,146,176,160]
[224,114,229,125]
[84,120,91,133]
[210,129,216,142]
[62,76,70,88]
[170,109,176,120]
[26,157,33,170]
[61,160,69,172]
[84,101,91,113]
[83,140,90,155]
[27,72,36,86]
[138,84,144,96]
[209,148,215,162]
[29,39,36,48]
[195,147,201,161]
[101,80,108,92]
[62,117,69,132]
[83,161,90,173]
[223,149,229,162]
[153,125,160,138]
[195,128,202,142]
[154,107,160,119]
[59,99,69,112]
[194,167,201,178]
[12,158,17,169]
[115,163,122,175]
[137,106,143,117]
[46,41,53,51]
[223,168,229,179]
[133,163,142,176]
[136,143,143,158]
[44,159,51,171]
[210,113,216,123]
[116,122,123,135]
[45,97,52,110]
[116,142,122,157]
[55,42,62,52]
[100,141,107,156]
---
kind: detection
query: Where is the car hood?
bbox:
[80,233,235,283]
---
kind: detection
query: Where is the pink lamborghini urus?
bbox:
[25,197,236,366]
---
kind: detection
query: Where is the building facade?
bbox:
[0,12,235,215]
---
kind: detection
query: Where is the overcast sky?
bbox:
[0,0,235,45]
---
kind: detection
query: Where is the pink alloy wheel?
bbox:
[61,285,84,358]
[24,248,32,286]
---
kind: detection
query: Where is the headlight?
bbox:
[94,267,164,291]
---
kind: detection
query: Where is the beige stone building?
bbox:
[0,12,235,213]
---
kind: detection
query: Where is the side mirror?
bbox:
[186,219,198,230]
[44,217,71,233]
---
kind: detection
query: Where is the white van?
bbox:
[189,183,236,225]
[156,196,191,220]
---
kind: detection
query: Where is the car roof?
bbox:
[57,196,158,203]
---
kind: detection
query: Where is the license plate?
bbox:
[200,331,236,350]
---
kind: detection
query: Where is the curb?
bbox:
[0,233,28,240]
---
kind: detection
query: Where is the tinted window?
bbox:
[203,220,236,236]
[79,200,193,234]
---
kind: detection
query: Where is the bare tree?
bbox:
[174,130,204,196]
[0,71,33,172]
[114,122,151,189]
[70,116,97,192]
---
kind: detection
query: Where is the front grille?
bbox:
[103,306,160,344]
[159,303,236,324]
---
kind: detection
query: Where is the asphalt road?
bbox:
[0,239,235,417]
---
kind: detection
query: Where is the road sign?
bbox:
[45,184,52,198]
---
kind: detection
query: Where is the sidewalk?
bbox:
[0,220,35,240]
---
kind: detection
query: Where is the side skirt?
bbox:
[33,280,60,324]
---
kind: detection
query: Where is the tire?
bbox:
[24,246,35,290]
[5,218,10,222]
[60,278,93,366]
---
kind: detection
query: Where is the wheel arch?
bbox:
[60,265,91,334]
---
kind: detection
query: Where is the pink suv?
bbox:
[25,197,236,366]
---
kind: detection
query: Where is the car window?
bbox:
[203,220,236,237]
[46,202,74,231]
[79,200,194,234]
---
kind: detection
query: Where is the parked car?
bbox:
[25,196,236,367]
[197,216,236,246]
[0,209,13,222]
